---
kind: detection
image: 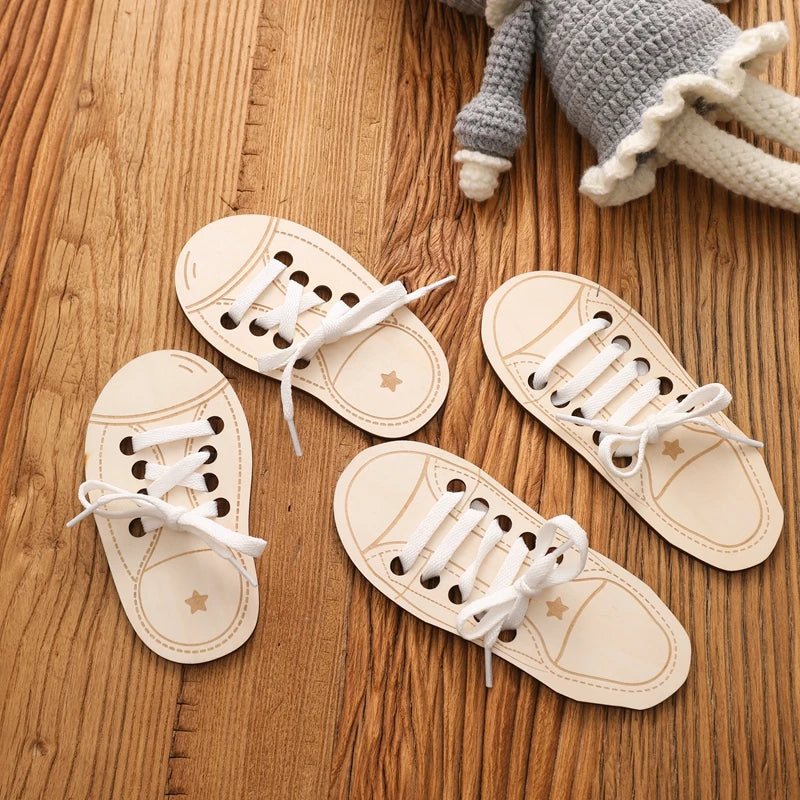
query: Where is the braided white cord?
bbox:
[724,74,800,153]
[658,106,800,212]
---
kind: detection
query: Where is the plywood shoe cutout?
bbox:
[67,351,265,663]
[482,272,783,570]
[334,442,691,708]
[175,215,454,455]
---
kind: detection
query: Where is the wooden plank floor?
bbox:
[1,0,798,797]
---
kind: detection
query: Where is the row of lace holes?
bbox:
[527,310,678,468]
[218,250,359,371]
[389,478,544,642]
[121,417,230,537]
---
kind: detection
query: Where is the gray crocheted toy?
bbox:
[443,0,800,212]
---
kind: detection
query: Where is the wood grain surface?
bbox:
[1,0,798,797]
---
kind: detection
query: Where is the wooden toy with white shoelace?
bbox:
[482,271,783,570]
[175,215,454,456]
[334,441,691,707]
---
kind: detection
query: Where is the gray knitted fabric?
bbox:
[533,0,741,165]
[442,0,794,206]
[454,1,535,158]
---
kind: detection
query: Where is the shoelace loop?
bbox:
[67,482,265,586]
[561,383,762,478]
[67,420,266,585]
[399,490,588,687]
[227,257,455,455]
[531,317,762,479]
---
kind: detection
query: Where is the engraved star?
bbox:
[662,439,685,461]
[380,370,403,391]
[185,590,208,614]
[546,597,569,620]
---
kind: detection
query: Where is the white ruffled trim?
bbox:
[579,22,789,206]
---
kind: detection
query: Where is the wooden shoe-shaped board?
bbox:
[175,215,450,439]
[334,442,691,708]
[79,351,258,662]
[482,272,783,570]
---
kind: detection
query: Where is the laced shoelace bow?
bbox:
[224,256,456,455]
[67,420,266,585]
[398,490,588,687]
[530,316,762,479]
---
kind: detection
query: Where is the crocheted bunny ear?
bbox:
[452,1,536,200]
[535,0,800,211]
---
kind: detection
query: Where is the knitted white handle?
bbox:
[724,74,800,153]
[658,107,800,213]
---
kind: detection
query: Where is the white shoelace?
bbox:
[530,317,762,479]
[225,256,456,455]
[67,420,266,585]
[398,492,588,687]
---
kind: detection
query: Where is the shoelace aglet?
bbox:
[287,417,303,457]
[406,274,457,303]
[484,646,494,689]
[65,511,86,528]
[223,552,258,587]
[65,508,92,528]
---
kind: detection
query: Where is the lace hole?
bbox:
[220,312,238,330]
[273,333,292,349]
[215,498,230,517]
[341,292,359,308]
[131,460,147,479]
[128,518,146,538]
[546,546,564,565]
[676,393,687,403]
[208,416,224,434]
[592,430,601,446]
[528,373,546,391]
[494,515,511,532]
[204,473,219,492]
[274,250,293,267]
[633,357,650,375]
[294,358,310,370]
[498,629,517,643]
[119,436,135,456]
[289,270,309,287]
[446,478,466,493]
[390,556,406,576]
[420,574,440,590]
[448,585,464,604]
[249,320,268,337]
[612,335,631,352]
[313,285,332,301]
[550,391,569,409]
[199,445,217,464]
[593,310,613,325]
[521,532,536,551]
[572,407,585,418]
[470,497,489,512]
[137,488,148,496]
[659,377,674,395]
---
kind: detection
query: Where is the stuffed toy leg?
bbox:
[446,1,538,199]
[446,0,800,212]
